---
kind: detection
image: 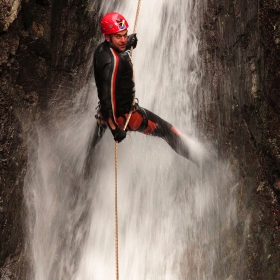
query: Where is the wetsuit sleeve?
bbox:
[96,48,120,125]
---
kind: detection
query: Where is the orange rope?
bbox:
[115,141,119,280]
[114,1,142,279]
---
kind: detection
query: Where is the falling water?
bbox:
[24,0,237,279]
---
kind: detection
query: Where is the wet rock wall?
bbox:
[201,0,280,279]
[0,0,100,278]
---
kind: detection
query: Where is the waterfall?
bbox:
[24,0,237,279]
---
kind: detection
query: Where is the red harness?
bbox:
[116,107,158,134]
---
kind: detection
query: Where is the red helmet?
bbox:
[101,12,129,35]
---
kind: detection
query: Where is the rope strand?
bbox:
[115,1,142,279]
[124,0,142,130]
[115,141,119,280]
[133,0,142,34]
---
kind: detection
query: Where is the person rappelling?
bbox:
[91,12,194,162]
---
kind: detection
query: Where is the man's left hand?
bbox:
[127,34,138,49]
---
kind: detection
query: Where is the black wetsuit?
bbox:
[92,40,191,160]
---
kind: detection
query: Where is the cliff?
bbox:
[202,0,280,279]
[0,0,100,277]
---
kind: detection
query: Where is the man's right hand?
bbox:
[111,127,126,143]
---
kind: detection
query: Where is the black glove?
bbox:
[111,127,126,143]
[126,33,138,50]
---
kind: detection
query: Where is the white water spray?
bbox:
[24,0,237,279]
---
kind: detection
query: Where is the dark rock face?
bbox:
[0,0,21,32]
[201,0,280,279]
[0,0,100,278]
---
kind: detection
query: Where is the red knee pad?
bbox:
[143,120,157,134]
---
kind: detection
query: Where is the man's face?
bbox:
[105,30,128,52]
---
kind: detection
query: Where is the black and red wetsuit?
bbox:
[92,40,191,161]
